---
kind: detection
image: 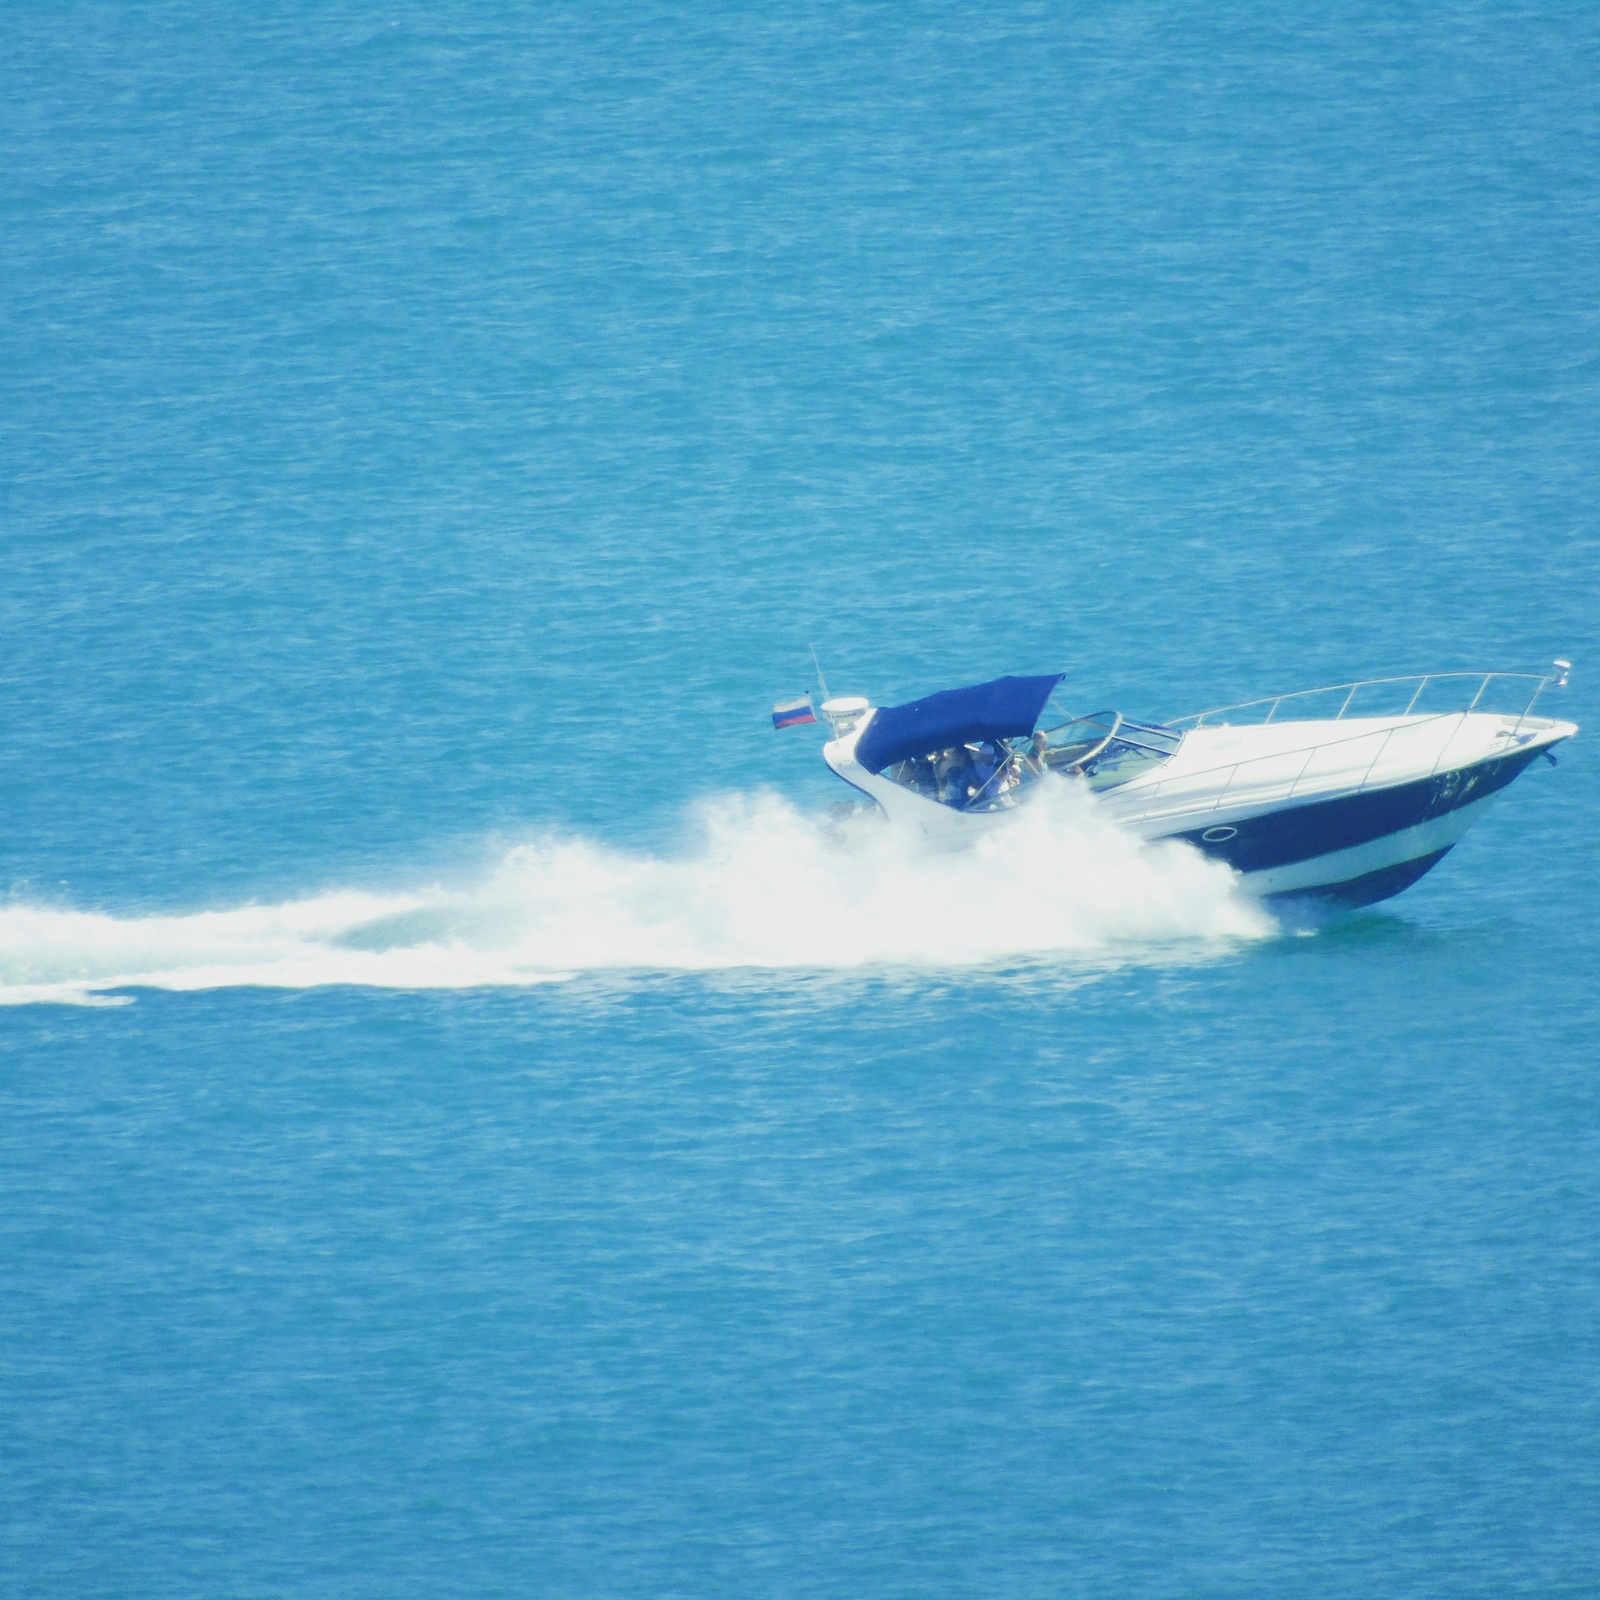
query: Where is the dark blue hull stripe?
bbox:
[1167,746,1542,875]
[1262,846,1455,909]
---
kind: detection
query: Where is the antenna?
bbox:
[809,643,832,704]
[807,643,869,736]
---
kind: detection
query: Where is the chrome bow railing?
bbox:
[1170,671,1557,732]
[1102,669,1569,829]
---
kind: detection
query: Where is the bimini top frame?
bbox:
[853,674,1064,775]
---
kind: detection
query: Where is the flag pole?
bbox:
[809,643,832,704]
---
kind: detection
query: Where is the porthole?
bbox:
[1201,825,1238,843]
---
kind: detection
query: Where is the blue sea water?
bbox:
[4,2,1599,1594]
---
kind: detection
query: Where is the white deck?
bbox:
[1096,711,1574,835]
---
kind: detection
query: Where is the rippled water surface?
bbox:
[3,4,1598,1595]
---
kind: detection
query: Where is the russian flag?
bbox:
[772,695,817,730]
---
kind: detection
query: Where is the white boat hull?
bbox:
[823,707,1575,909]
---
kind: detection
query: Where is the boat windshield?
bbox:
[1037,712,1182,792]
[876,710,1181,810]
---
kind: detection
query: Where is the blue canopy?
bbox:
[853,674,1065,775]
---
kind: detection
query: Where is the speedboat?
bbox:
[809,667,1576,907]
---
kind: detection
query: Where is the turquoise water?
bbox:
[4,3,1598,1594]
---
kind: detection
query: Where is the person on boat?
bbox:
[1000,740,1028,794]
[905,753,938,797]
[936,746,974,807]
[1027,730,1087,778]
[968,740,1000,805]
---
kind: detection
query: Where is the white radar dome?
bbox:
[820,696,871,735]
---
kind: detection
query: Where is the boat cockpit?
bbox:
[879,703,1183,813]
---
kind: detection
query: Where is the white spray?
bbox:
[0,783,1274,1004]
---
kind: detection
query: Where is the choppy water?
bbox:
[3,4,1598,1595]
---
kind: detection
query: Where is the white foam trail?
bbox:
[0,784,1274,1003]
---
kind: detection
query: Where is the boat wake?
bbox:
[0,786,1274,1005]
